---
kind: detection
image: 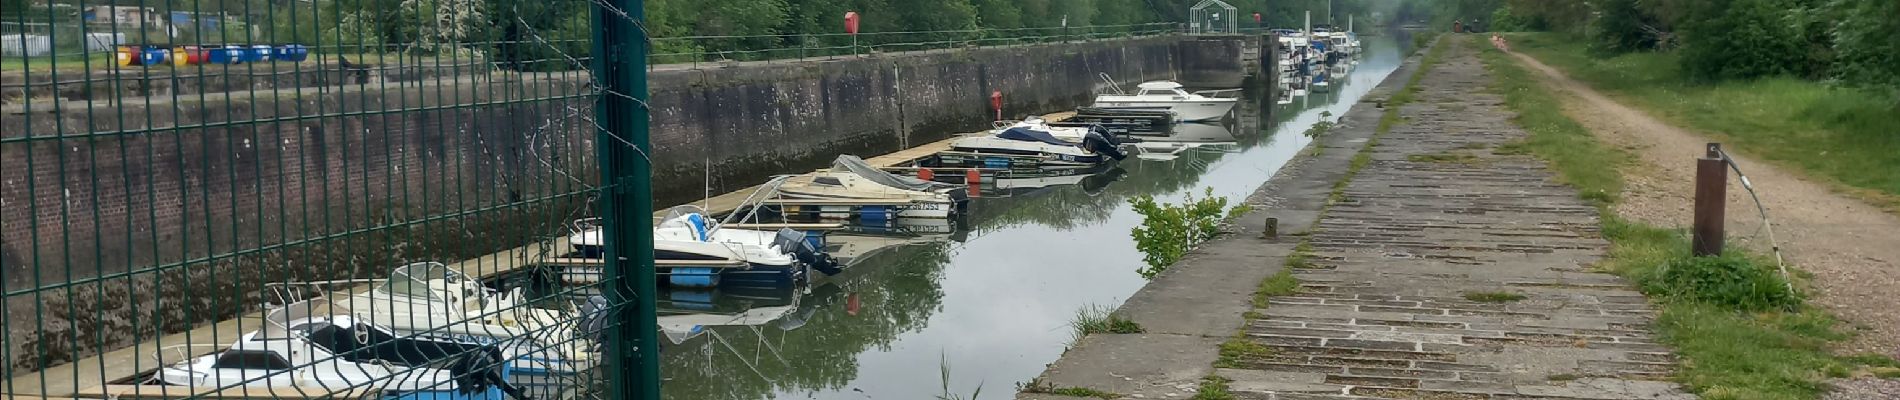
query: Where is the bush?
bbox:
[1677,0,1806,81]
[1129,188,1249,279]
[1642,254,1801,311]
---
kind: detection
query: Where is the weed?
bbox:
[1874,368,1900,379]
[1192,375,1234,400]
[1547,373,1582,381]
[1130,188,1250,278]
[1017,383,1123,400]
[1070,304,1144,342]
[1253,268,1300,308]
[1215,336,1273,368]
[1642,254,1801,312]
[1462,291,1527,303]
[1492,141,1531,155]
[935,353,984,400]
[1458,143,1489,150]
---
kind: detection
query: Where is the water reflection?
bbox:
[648,33,1412,400]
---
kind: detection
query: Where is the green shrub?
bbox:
[1642,254,1801,312]
[1129,188,1250,279]
[1677,0,1807,81]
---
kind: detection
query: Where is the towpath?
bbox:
[1023,38,1693,399]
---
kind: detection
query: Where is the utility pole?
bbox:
[590,0,661,398]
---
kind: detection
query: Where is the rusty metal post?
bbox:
[1693,143,1727,257]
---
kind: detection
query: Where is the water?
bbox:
[654,33,1411,400]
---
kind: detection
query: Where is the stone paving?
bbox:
[1215,40,1695,399]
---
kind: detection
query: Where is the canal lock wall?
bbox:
[0,34,1261,375]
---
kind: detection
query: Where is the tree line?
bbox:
[1488,0,1898,95]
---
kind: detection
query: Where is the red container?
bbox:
[844,12,860,34]
[171,46,207,66]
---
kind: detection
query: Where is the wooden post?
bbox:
[1693,143,1727,257]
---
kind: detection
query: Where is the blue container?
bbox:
[138,47,170,67]
[243,45,272,62]
[206,46,245,64]
[668,268,720,288]
[273,44,310,62]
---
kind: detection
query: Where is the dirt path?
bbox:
[1506,52,1900,359]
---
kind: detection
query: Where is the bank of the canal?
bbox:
[647,34,1417,400]
[1023,37,1692,400]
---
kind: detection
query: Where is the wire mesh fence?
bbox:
[1,0,1191,398]
[3,0,626,399]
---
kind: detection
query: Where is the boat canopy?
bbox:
[997,127,1077,147]
[1135,81,1184,91]
[830,155,961,193]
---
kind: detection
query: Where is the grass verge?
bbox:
[1192,375,1234,400]
[1070,304,1144,341]
[1505,32,1900,212]
[1479,35,1896,400]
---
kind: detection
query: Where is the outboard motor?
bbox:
[772,228,842,275]
[449,347,533,400]
[1082,126,1128,161]
[574,295,612,351]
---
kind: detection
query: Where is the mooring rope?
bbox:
[1712,147,1795,294]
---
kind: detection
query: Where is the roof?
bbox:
[1135,81,1184,90]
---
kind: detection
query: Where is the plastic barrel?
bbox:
[272,44,309,62]
[243,45,271,62]
[138,47,169,67]
[170,46,204,66]
[114,46,135,66]
[206,46,243,64]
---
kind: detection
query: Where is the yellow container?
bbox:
[115,46,134,66]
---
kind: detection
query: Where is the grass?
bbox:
[1192,375,1234,400]
[1215,335,1274,368]
[1478,35,1900,400]
[1253,268,1301,308]
[1018,385,1122,399]
[1547,373,1582,381]
[1506,32,1900,212]
[1462,290,1527,303]
[1070,304,1144,341]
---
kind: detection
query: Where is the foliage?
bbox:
[1830,0,1900,93]
[1587,0,1656,54]
[1676,0,1805,82]
[1129,188,1249,279]
[1252,268,1299,308]
[1303,110,1335,139]
[1643,255,1801,312]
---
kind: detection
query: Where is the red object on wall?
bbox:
[990,91,1003,120]
[845,12,860,34]
[846,293,861,316]
[1253,13,1261,23]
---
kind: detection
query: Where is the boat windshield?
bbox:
[379,261,466,299]
[658,205,716,241]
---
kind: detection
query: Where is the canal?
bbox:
[653,32,1414,399]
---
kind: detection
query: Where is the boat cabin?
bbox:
[1133,81,1195,99]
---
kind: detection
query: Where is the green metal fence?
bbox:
[1,0,1186,398]
[3,0,643,398]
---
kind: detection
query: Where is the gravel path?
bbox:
[1506,49,1900,386]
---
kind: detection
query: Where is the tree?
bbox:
[1830,0,1900,93]
[1678,0,1805,81]
[1589,0,1656,54]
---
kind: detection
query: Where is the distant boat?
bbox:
[941,119,1127,169]
[1092,81,1241,122]
[568,206,839,287]
[775,155,968,219]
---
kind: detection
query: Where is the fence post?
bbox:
[590,0,661,399]
[1693,143,1727,257]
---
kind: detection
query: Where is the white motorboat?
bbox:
[299,262,599,398]
[1131,122,1238,161]
[567,206,838,287]
[1093,81,1240,122]
[776,155,967,219]
[155,299,522,400]
[943,121,1127,169]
